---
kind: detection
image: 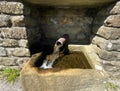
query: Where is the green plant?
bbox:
[106,81,119,91]
[2,68,20,84]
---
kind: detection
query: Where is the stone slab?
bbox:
[24,0,116,7]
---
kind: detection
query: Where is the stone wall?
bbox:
[0,0,119,71]
[0,0,30,70]
[92,1,120,73]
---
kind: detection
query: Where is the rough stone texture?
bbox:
[0,38,19,47]
[92,1,120,62]
[18,39,28,48]
[94,46,120,61]
[16,57,29,68]
[0,1,24,14]
[92,1,120,87]
[20,55,108,91]
[94,26,120,40]
[0,0,30,70]
[6,48,30,57]
[92,36,109,50]
[0,57,17,66]
[0,27,27,39]
[10,15,25,27]
[110,1,120,14]
[0,47,7,57]
[106,39,120,52]
[0,14,11,27]
[104,15,120,28]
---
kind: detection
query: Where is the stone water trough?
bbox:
[20,45,108,91]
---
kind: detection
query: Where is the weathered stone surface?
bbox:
[16,57,29,68]
[21,57,108,91]
[6,48,30,57]
[104,15,120,28]
[0,47,7,57]
[0,57,17,66]
[0,65,20,71]
[0,38,19,47]
[106,39,120,52]
[0,1,24,14]
[110,1,120,14]
[11,15,25,27]
[0,15,11,27]
[94,46,120,61]
[24,0,116,7]
[95,26,120,39]
[18,39,28,48]
[92,36,109,50]
[0,27,27,39]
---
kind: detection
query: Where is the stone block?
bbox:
[18,39,28,48]
[104,15,120,28]
[16,57,29,68]
[6,48,30,57]
[0,38,19,47]
[0,57,17,66]
[0,27,27,39]
[0,47,7,57]
[110,1,120,14]
[10,15,25,27]
[0,65,20,70]
[95,46,119,61]
[107,39,120,52]
[0,1,24,14]
[0,15,11,27]
[24,0,115,7]
[95,26,120,39]
[92,36,109,50]
[20,54,108,91]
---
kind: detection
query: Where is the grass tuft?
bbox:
[2,68,20,84]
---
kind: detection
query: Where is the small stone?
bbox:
[0,1,24,14]
[11,15,25,27]
[104,15,120,28]
[0,47,7,57]
[18,39,28,48]
[0,15,11,27]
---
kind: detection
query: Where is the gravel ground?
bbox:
[0,72,22,91]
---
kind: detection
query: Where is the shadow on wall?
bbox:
[23,1,117,56]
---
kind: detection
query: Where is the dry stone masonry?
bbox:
[0,0,30,70]
[0,0,119,74]
[92,1,120,77]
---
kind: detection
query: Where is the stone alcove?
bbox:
[20,0,120,91]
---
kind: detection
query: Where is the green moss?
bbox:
[2,68,20,84]
[106,81,119,91]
